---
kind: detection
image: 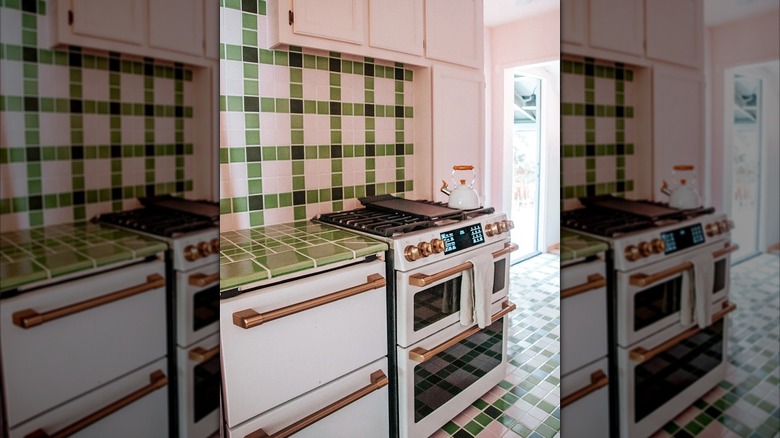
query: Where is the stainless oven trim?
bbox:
[176,263,220,347]
[177,331,220,437]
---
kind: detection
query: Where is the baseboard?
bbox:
[768,242,780,254]
[547,242,560,253]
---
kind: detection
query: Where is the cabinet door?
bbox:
[368,0,424,56]
[432,65,485,203]
[292,0,365,44]
[204,0,219,60]
[425,0,483,69]
[652,66,703,201]
[561,0,586,45]
[148,0,204,56]
[561,259,607,376]
[69,0,144,45]
[645,0,703,68]
[589,0,643,56]
[561,357,610,437]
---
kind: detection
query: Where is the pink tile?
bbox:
[430,429,450,438]
[702,386,726,404]
[700,421,728,437]
[519,412,542,429]
[463,406,481,418]
[483,391,500,403]
[453,412,471,427]
[476,428,497,438]
[673,405,699,425]
[504,373,521,385]
[484,422,510,436]
[721,430,742,438]
[649,430,671,438]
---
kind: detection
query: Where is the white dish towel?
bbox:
[460,253,495,328]
[691,251,714,329]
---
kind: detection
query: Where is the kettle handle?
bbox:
[451,166,477,187]
[453,165,474,171]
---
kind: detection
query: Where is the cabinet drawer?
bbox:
[561,357,610,437]
[9,357,169,438]
[227,357,389,438]
[561,259,608,375]
[220,260,388,427]
[0,259,167,427]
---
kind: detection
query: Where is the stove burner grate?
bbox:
[561,202,716,237]
[97,208,215,237]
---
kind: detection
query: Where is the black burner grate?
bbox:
[97,208,215,237]
[561,202,716,237]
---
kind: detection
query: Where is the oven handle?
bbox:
[713,244,739,258]
[409,301,516,363]
[24,370,167,438]
[629,300,737,363]
[12,274,166,329]
[560,370,608,408]
[232,274,386,329]
[408,242,518,287]
[189,345,220,363]
[245,370,388,438]
[629,262,693,287]
[561,274,606,299]
[189,272,220,287]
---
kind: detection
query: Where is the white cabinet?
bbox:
[431,65,485,203]
[561,0,586,46]
[204,0,219,60]
[645,0,703,69]
[425,0,483,69]
[589,0,644,56]
[149,0,204,56]
[561,357,610,438]
[652,66,704,201]
[292,0,365,44]
[368,0,424,56]
[68,0,144,45]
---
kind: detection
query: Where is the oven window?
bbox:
[492,259,506,294]
[414,277,462,332]
[193,353,220,422]
[634,319,724,422]
[413,319,503,422]
[193,285,219,332]
[634,277,683,331]
[713,259,726,294]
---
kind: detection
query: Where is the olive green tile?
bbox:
[252,250,315,277]
[220,259,270,290]
[335,237,388,257]
[34,251,94,277]
[0,259,49,291]
[77,243,134,266]
[296,244,354,266]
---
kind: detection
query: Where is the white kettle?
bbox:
[440,165,481,209]
[661,165,701,209]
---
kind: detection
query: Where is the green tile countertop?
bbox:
[0,222,167,294]
[220,220,388,292]
[561,229,610,263]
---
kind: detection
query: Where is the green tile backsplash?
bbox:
[561,57,636,211]
[0,0,195,231]
[219,0,415,230]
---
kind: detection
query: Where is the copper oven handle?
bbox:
[12,274,166,329]
[245,370,388,438]
[713,244,739,258]
[409,242,518,287]
[409,301,516,363]
[189,272,219,287]
[189,345,220,363]
[233,274,386,329]
[24,370,168,438]
[629,262,693,287]
[630,301,737,363]
[561,273,606,299]
[560,370,608,408]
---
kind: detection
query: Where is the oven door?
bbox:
[395,240,513,347]
[711,242,738,304]
[618,300,735,438]
[177,263,220,347]
[178,332,220,438]
[398,300,514,438]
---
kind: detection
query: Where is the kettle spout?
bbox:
[660,180,672,196]
[440,180,451,196]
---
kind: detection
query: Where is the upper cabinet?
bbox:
[645,0,703,69]
[368,0,424,56]
[589,0,644,56]
[425,0,483,69]
[561,0,586,46]
[52,0,216,67]
[292,0,365,44]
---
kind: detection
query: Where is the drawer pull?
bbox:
[409,242,518,287]
[560,370,608,408]
[189,272,219,287]
[629,261,692,287]
[409,301,516,363]
[713,244,739,258]
[246,369,388,438]
[24,370,168,438]
[189,345,220,363]
[630,300,737,363]
[12,274,165,329]
[233,274,386,329]
[561,273,606,299]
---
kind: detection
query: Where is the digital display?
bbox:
[661,224,705,255]
[441,224,485,254]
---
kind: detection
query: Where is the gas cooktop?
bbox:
[96,208,216,237]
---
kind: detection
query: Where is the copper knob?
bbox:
[720,220,731,232]
[498,221,509,233]
[184,245,200,261]
[404,245,422,262]
[651,238,665,254]
[706,223,719,237]
[418,241,433,257]
[431,238,445,253]
[624,245,640,261]
[505,220,515,230]
[198,241,212,257]
[210,238,220,253]
[638,241,652,257]
[485,223,498,237]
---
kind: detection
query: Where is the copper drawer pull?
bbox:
[246,370,388,438]
[12,274,166,329]
[560,370,608,408]
[713,244,739,258]
[561,273,606,299]
[24,370,168,438]
[409,301,516,363]
[630,300,737,363]
[189,345,220,363]
[629,262,692,287]
[233,274,386,329]
[409,242,518,287]
[189,272,219,287]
